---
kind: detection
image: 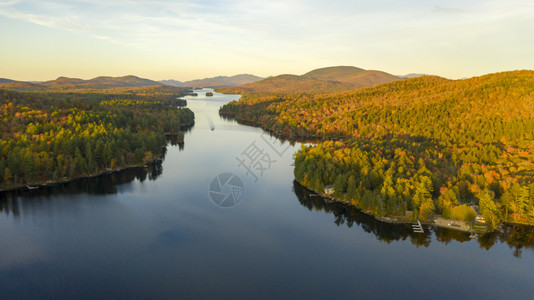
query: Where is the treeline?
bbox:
[45,91,188,107]
[0,89,194,189]
[220,71,534,229]
[0,83,191,107]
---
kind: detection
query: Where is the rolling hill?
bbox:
[41,75,162,89]
[302,66,366,80]
[216,74,354,95]
[303,66,399,86]
[0,81,47,91]
[217,66,400,95]
[184,74,263,88]
[159,79,185,87]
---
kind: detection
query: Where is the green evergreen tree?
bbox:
[478,190,501,231]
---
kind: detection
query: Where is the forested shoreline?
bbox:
[293,180,534,256]
[220,71,534,230]
[0,88,194,191]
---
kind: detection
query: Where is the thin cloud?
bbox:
[0,0,532,79]
[434,5,468,14]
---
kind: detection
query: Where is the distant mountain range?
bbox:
[41,75,163,89]
[0,78,16,84]
[0,69,424,92]
[0,73,265,92]
[217,66,401,94]
[0,75,167,91]
[158,79,185,87]
[397,73,428,79]
[160,74,264,88]
[158,74,264,88]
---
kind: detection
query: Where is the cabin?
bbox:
[324,185,334,195]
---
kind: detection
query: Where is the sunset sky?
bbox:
[1,0,533,81]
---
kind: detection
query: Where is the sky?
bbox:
[1,0,533,81]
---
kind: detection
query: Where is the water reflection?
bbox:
[292,180,432,247]
[0,163,162,216]
[293,180,534,257]
[167,135,185,150]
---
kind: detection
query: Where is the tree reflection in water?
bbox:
[0,162,163,217]
[293,180,534,257]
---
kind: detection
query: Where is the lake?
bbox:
[1,89,533,299]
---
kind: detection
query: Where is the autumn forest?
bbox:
[220,70,534,229]
[0,85,194,190]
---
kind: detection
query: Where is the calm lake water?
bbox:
[1,89,533,299]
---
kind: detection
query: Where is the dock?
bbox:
[412,220,424,233]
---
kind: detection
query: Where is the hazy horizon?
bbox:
[1,0,533,81]
[1,72,266,83]
[4,67,533,84]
